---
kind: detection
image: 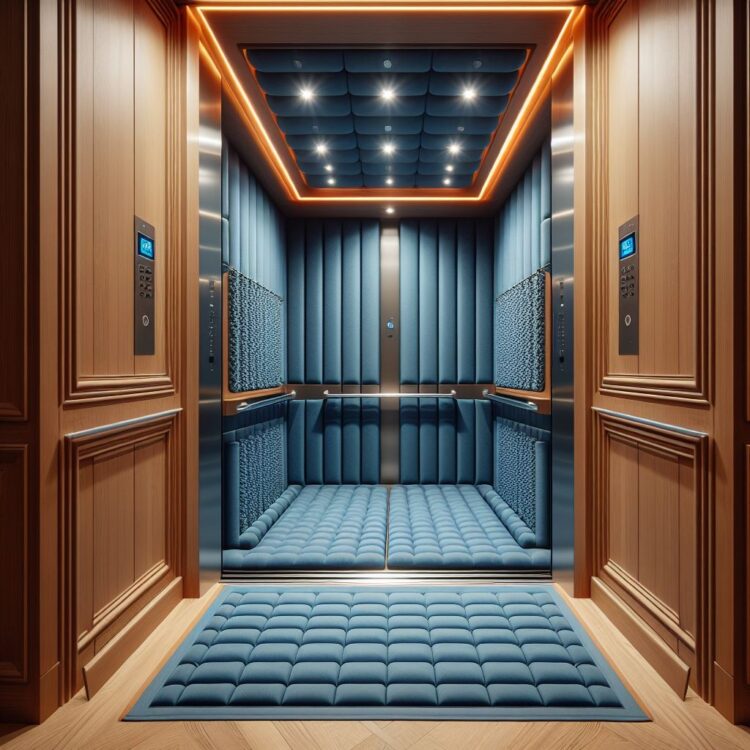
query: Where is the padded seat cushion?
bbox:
[127,586,646,721]
[224,485,387,570]
[387,485,549,569]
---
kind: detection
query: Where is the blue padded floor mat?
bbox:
[388,485,550,570]
[224,485,388,570]
[126,585,647,722]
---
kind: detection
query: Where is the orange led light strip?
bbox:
[194,3,580,203]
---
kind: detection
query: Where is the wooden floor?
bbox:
[2,585,749,750]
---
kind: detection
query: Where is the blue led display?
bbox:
[138,233,154,260]
[619,233,636,260]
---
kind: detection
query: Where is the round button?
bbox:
[142,314,150,327]
[624,314,632,327]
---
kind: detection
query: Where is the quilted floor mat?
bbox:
[223,485,387,570]
[127,586,647,721]
[388,485,550,569]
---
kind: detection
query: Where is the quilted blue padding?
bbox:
[228,269,284,393]
[224,485,387,570]
[244,48,527,190]
[237,485,302,549]
[400,220,494,384]
[128,586,647,721]
[287,219,380,385]
[494,267,547,392]
[494,418,550,547]
[387,485,549,570]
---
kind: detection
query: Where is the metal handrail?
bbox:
[482,389,539,412]
[236,391,296,413]
[323,390,456,399]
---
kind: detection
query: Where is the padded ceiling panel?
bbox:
[244,48,527,191]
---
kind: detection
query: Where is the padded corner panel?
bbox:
[387,485,549,570]
[228,268,284,392]
[399,219,494,385]
[494,418,550,547]
[225,485,387,570]
[223,405,287,543]
[127,585,647,721]
[399,398,491,485]
[494,267,547,392]
[288,399,381,485]
[287,219,380,385]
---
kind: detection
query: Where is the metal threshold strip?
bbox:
[323,390,457,399]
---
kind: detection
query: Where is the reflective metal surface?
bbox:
[323,390,456,399]
[198,53,223,593]
[550,52,575,593]
[482,390,539,412]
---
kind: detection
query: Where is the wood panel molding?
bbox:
[593,408,711,698]
[63,410,181,701]
[591,0,713,404]
[60,0,181,405]
[0,445,29,683]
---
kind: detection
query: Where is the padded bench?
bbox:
[387,485,550,570]
[223,485,388,570]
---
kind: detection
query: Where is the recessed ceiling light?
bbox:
[382,142,396,156]
[457,126,465,133]
[294,59,303,69]
[383,58,392,69]
[443,177,452,186]
[384,125,392,133]
[380,87,396,102]
[324,164,334,172]
[385,177,394,186]
[385,206,395,214]
[299,86,315,102]
[326,177,336,186]
[448,143,462,155]
[461,86,477,102]
[472,59,482,70]
[445,164,455,173]
[315,143,328,155]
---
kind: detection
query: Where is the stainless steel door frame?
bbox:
[550,49,575,592]
[198,51,223,593]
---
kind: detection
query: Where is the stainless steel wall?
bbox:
[198,53,223,593]
[550,51,575,592]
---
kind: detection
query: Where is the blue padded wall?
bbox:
[287,220,380,384]
[399,398,492,484]
[494,417,550,548]
[400,220,494,385]
[223,403,287,549]
[287,398,381,484]
[222,139,287,384]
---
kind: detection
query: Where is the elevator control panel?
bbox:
[618,215,639,356]
[134,216,155,355]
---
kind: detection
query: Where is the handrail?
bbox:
[482,389,539,412]
[323,390,456,399]
[65,407,183,439]
[236,391,296,413]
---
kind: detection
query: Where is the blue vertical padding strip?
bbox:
[457,220,476,383]
[438,398,457,484]
[535,440,550,548]
[221,139,229,221]
[361,398,380,483]
[438,221,457,384]
[305,400,324,484]
[456,398,476,484]
[239,165,249,276]
[400,221,419,384]
[531,153,542,272]
[541,139,551,221]
[249,173,258,280]
[541,217,551,269]
[323,399,343,484]
[361,221,380,385]
[305,221,324,383]
[399,398,419,483]
[418,221,438,384]
[475,220,493,383]
[419,398,438,483]
[342,398,362,483]
[522,169,532,279]
[323,221,343,384]
[287,221,305,383]
[224,441,240,548]
[475,400,493,484]
[287,400,305,484]
[228,148,240,269]
[342,221,362,384]
[221,218,229,269]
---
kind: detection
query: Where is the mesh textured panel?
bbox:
[228,268,284,392]
[494,267,546,392]
[237,419,286,534]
